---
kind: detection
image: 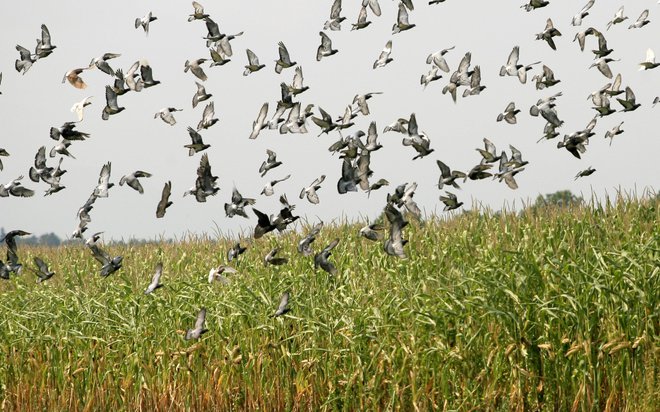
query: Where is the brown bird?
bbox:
[62,68,89,89]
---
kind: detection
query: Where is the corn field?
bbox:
[0,196,658,411]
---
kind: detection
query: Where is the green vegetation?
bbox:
[0,196,658,411]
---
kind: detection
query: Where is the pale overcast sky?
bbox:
[1,1,658,241]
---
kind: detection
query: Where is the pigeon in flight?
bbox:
[497,102,520,124]
[207,265,237,284]
[383,203,408,258]
[156,181,173,218]
[440,191,463,211]
[184,153,219,202]
[119,171,151,194]
[2,230,31,274]
[436,160,466,189]
[197,101,219,130]
[259,149,282,177]
[94,162,114,197]
[140,62,161,88]
[154,107,183,126]
[184,58,209,81]
[188,2,209,22]
[629,10,650,30]
[192,82,212,108]
[135,12,157,35]
[70,96,93,121]
[392,2,415,34]
[89,53,121,76]
[359,223,384,241]
[300,175,326,204]
[500,46,540,84]
[31,257,55,283]
[185,127,211,156]
[275,42,297,74]
[224,187,256,218]
[249,103,268,139]
[102,86,125,120]
[317,32,338,61]
[264,247,288,266]
[63,67,89,89]
[15,45,36,75]
[244,49,265,75]
[227,242,247,262]
[0,176,35,198]
[144,262,164,294]
[35,24,57,59]
[373,40,393,69]
[86,233,123,277]
[575,167,596,180]
[271,292,290,317]
[315,238,340,275]
[185,308,208,340]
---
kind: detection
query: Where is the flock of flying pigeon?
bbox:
[1,0,658,337]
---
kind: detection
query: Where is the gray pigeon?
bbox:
[32,257,55,283]
[314,238,339,275]
[185,308,208,340]
[119,171,152,194]
[144,262,164,294]
[271,292,290,317]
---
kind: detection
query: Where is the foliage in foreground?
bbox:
[0,196,658,411]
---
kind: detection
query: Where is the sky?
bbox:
[0,0,658,241]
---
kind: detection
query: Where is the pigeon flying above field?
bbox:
[184,153,219,202]
[259,149,282,177]
[0,176,35,198]
[227,242,247,262]
[89,53,121,75]
[154,108,183,126]
[383,203,408,258]
[86,234,123,277]
[244,49,265,76]
[31,257,55,283]
[188,2,209,22]
[629,10,650,30]
[63,67,89,89]
[271,292,290,317]
[298,221,323,256]
[264,247,288,266]
[261,174,290,197]
[35,24,57,59]
[373,40,393,69]
[119,171,152,194]
[275,42,297,74]
[185,308,208,340]
[315,238,340,275]
[70,96,93,121]
[497,102,520,124]
[440,191,463,211]
[135,12,157,34]
[144,262,164,294]
[317,32,338,61]
[575,167,596,180]
[571,0,594,26]
[2,230,31,274]
[156,181,173,218]
[249,103,269,139]
[102,86,125,120]
[184,58,209,81]
[185,127,211,156]
[300,175,326,204]
[192,82,212,108]
[359,223,384,241]
[94,162,113,197]
[197,101,219,130]
[207,265,237,284]
[224,187,256,218]
[324,0,345,31]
